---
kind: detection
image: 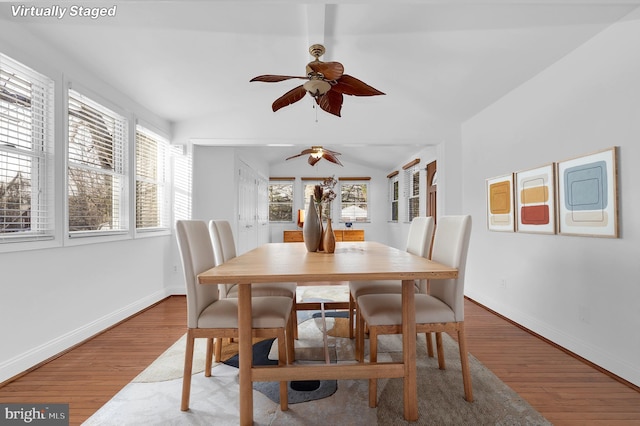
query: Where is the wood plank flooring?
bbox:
[1,295,639,425]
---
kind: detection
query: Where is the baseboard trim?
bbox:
[0,289,173,386]
[465,295,640,394]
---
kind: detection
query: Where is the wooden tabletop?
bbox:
[197,241,458,284]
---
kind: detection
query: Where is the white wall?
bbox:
[461,9,640,386]
[0,19,174,382]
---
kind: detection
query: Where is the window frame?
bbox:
[403,159,421,223]
[0,53,55,250]
[268,178,294,223]
[301,177,333,221]
[135,124,170,234]
[339,178,370,223]
[66,87,129,239]
[387,171,399,222]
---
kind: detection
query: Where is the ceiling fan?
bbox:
[286,146,343,166]
[250,44,385,117]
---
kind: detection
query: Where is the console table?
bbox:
[284,229,364,242]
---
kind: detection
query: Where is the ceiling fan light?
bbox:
[303,79,331,97]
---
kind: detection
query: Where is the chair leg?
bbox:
[292,298,299,340]
[457,325,474,402]
[205,338,214,377]
[368,327,378,408]
[181,331,195,411]
[287,314,296,364]
[348,293,355,339]
[425,332,434,357]
[214,337,223,363]
[277,329,289,411]
[356,307,365,362]
[436,332,446,370]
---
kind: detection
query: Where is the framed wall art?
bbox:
[515,163,556,234]
[556,147,618,238]
[486,173,515,232]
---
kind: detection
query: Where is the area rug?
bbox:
[223,337,338,405]
[83,325,550,425]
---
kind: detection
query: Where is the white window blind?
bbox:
[136,126,169,230]
[0,53,54,243]
[171,144,191,222]
[404,162,420,223]
[68,89,128,235]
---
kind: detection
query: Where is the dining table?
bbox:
[197,241,458,425]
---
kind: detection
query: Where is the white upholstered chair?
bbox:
[348,216,435,343]
[356,215,473,407]
[176,220,293,412]
[209,220,298,343]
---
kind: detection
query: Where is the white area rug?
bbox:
[83,287,550,425]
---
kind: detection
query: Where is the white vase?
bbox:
[303,195,321,252]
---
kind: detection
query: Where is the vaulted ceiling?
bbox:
[3,1,638,169]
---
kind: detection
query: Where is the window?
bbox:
[340,178,369,222]
[387,171,399,222]
[268,179,294,222]
[0,53,54,243]
[172,144,191,222]
[67,89,128,235]
[302,178,333,221]
[136,126,169,231]
[403,159,420,222]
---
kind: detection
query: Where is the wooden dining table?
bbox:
[197,241,458,425]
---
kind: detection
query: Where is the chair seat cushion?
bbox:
[197,296,292,329]
[358,293,455,326]
[349,280,418,299]
[226,282,297,299]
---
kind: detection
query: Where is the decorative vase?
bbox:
[323,218,336,254]
[302,195,322,252]
[317,204,324,251]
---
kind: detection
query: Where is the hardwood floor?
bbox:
[1,294,639,425]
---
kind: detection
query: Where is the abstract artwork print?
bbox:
[556,147,618,237]
[515,164,556,234]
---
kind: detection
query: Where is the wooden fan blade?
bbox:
[285,148,316,160]
[308,61,344,81]
[322,147,341,155]
[308,155,322,166]
[250,75,308,83]
[318,90,343,117]
[332,74,385,96]
[323,151,343,166]
[285,152,306,161]
[272,85,307,112]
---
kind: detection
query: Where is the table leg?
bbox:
[238,283,253,426]
[402,279,418,421]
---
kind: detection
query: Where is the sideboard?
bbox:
[283,229,364,243]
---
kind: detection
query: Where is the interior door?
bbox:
[237,161,257,255]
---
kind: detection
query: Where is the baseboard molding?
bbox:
[465,290,640,390]
[0,288,172,385]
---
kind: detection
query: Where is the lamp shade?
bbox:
[297,209,305,228]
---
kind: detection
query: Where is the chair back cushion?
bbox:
[429,215,472,321]
[176,220,220,328]
[213,220,237,261]
[406,216,435,293]
[208,220,225,267]
[211,220,237,297]
[405,216,435,257]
